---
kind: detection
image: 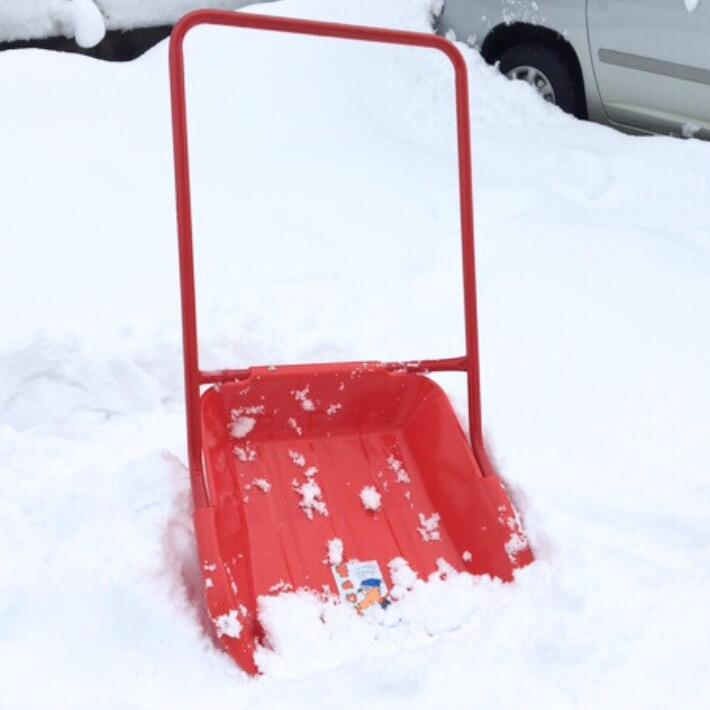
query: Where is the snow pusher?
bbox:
[169,10,533,675]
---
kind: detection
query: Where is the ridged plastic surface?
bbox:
[196,365,532,673]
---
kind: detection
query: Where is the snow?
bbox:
[288,450,306,467]
[233,405,265,415]
[250,477,271,493]
[293,478,328,519]
[269,580,292,593]
[504,531,528,562]
[53,0,106,48]
[359,485,382,511]
[2,0,710,707]
[387,454,411,483]
[682,122,701,138]
[234,444,256,461]
[326,537,344,565]
[229,414,255,438]
[292,385,315,411]
[388,556,418,600]
[214,610,243,639]
[0,0,259,45]
[417,512,441,542]
[685,0,700,13]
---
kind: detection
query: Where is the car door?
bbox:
[587,0,710,137]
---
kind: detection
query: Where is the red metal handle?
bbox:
[169,10,492,508]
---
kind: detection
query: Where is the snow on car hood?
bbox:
[0,0,261,46]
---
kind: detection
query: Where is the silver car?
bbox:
[436,0,710,139]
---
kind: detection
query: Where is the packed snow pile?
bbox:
[0,0,261,45]
[52,0,106,48]
[2,0,710,708]
[388,556,419,600]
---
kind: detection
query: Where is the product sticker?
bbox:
[331,559,389,613]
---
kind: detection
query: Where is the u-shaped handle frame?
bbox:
[169,10,492,508]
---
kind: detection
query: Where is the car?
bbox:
[435,0,710,139]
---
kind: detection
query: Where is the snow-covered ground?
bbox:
[2,0,710,707]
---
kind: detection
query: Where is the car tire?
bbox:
[497,42,584,118]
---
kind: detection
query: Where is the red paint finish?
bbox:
[169,11,532,675]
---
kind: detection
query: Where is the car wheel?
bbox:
[498,42,584,118]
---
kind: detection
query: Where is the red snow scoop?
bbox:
[169,11,532,675]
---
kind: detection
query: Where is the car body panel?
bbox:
[438,0,710,138]
[587,0,710,138]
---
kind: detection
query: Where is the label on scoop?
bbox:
[331,559,389,612]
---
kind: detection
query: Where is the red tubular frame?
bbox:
[169,10,493,509]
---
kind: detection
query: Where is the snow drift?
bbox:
[1,0,710,708]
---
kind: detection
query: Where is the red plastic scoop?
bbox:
[169,11,532,675]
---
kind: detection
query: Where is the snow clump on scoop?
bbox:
[326,538,344,565]
[230,415,255,439]
[417,512,441,542]
[388,557,418,600]
[359,485,382,511]
[294,479,328,519]
[214,610,242,639]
